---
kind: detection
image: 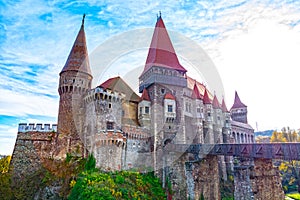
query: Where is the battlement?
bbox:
[84,87,125,104]
[18,123,57,133]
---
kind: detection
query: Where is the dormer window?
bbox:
[145,106,150,114]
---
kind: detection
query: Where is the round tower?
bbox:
[203,89,214,144]
[56,15,93,159]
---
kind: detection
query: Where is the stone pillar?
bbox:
[251,158,285,200]
[193,155,221,200]
[233,158,254,200]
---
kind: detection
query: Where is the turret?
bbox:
[56,15,93,158]
[230,91,247,123]
[138,89,151,128]
[203,89,214,143]
[212,94,223,143]
[164,93,176,123]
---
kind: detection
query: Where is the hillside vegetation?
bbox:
[0,154,167,199]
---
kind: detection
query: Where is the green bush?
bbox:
[68,171,166,200]
[287,193,300,200]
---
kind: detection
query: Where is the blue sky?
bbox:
[1,0,300,155]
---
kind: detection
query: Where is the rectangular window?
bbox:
[197,107,201,113]
[106,122,113,130]
[168,105,173,112]
[207,112,211,117]
[139,107,142,114]
[145,106,149,114]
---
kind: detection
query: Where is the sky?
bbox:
[1,0,300,155]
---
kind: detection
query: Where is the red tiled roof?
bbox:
[164,93,175,100]
[140,88,150,101]
[212,94,221,109]
[100,76,140,102]
[186,76,213,100]
[191,83,203,99]
[221,98,229,112]
[231,91,247,110]
[60,19,92,76]
[203,89,211,104]
[141,17,187,75]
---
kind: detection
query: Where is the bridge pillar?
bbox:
[233,158,254,200]
[233,158,285,200]
[251,158,284,200]
[192,155,221,200]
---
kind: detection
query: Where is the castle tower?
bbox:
[221,98,231,143]
[138,14,188,172]
[230,91,247,123]
[56,15,93,158]
[203,89,214,143]
[212,94,223,143]
[191,83,204,144]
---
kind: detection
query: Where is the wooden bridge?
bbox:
[165,143,300,161]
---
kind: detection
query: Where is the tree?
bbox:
[271,127,300,193]
[0,155,11,173]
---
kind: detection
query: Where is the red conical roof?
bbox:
[231,91,247,110]
[221,98,229,112]
[212,94,221,109]
[60,16,92,76]
[140,88,150,101]
[191,83,203,99]
[164,93,175,100]
[141,16,187,75]
[203,89,211,104]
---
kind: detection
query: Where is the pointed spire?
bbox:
[191,83,202,99]
[212,94,221,109]
[221,97,229,112]
[231,91,247,110]
[203,89,211,104]
[141,15,187,75]
[140,88,150,101]
[60,14,92,76]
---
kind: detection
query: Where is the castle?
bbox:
[11,14,255,199]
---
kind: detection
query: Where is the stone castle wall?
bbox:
[10,126,56,179]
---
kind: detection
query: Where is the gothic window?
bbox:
[106,122,113,130]
[168,105,173,112]
[145,106,150,114]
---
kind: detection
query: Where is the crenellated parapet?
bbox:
[18,123,57,133]
[93,130,127,148]
[83,87,125,105]
[122,125,149,140]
